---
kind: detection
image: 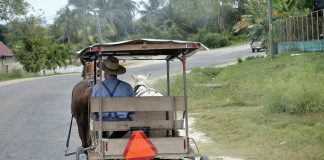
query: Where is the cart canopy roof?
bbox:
[77,39,208,61]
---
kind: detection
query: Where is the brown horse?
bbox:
[71,62,95,148]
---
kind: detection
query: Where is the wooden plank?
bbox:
[90,96,185,112]
[134,111,168,137]
[175,96,185,111]
[133,111,166,120]
[92,120,184,131]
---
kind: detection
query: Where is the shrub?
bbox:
[9,69,25,78]
[228,35,248,44]
[191,67,222,78]
[191,28,230,48]
[266,84,324,115]
[0,69,39,81]
[245,56,256,61]
[237,57,243,63]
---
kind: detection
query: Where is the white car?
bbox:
[250,41,263,52]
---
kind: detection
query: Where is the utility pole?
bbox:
[268,0,274,59]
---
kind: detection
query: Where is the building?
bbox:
[0,41,16,73]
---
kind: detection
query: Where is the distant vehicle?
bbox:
[250,40,263,52]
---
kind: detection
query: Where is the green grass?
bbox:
[153,53,324,159]
[0,69,40,82]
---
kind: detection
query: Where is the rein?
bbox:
[134,84,146,95]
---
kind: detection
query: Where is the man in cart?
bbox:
[91,56,134,138]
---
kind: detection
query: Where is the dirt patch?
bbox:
[179,116,213,144]
[178,115,245,160]
[195,83,228,89]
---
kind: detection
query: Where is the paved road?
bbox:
[0,44,264,159]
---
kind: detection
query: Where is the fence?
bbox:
[274,9,324,53]
[39,65,83,75]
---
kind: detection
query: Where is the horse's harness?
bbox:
[134,84,162,97]
[133,84,144,95]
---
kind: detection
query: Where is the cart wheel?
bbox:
[76,146,86,160]
[200,155,210,160]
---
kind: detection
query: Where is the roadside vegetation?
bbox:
[154,53,324,159]
[0,69,39,82]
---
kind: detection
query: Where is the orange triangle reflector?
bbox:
[123,130,157,160]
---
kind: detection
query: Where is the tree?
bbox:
[50,6,88,44]
[67,0,95,44]
[46,44,74,72]
[234,0,268,40]
[315,0,324,10]
[138,0,165,22]
[237,0,248,15]
[51,6,74,44]
[151,0,189,39]
[10,16,51,72]
[135,0,242,39]
[67,0,137,42]
[0,25,8,43]
[93,0,137,39]
[272,0,310,17]
[0,0,30,21]
[235,0,314,38]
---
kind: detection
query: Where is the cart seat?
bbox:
[89,96,185,137]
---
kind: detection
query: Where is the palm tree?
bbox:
[67,0,137,41]
[157,1,187,33]
[234,0,268,40]
[138,0,165,22]
[67,0,95,44]
[51,6,75,44]
[92,0,137,39]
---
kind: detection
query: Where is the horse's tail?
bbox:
[71,86,75,115]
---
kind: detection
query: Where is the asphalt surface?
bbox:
[0,44,264,159]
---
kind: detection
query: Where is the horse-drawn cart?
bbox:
[66,39,209,160]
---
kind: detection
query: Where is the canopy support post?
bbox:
[167,60,170,96]
[181,53,189,152]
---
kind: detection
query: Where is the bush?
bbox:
[191,67,222,78]
[245,56,256,61]
[266,84,324,115]
[0,69,39,81]
[228,35,248,44]
[237,57,243,63]
[9,69,25,78]
[191,28,230,48]
[245,56,264,61]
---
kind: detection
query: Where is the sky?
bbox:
[26,0,68,24]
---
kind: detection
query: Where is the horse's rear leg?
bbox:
[77,121,89,148]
